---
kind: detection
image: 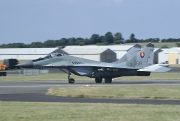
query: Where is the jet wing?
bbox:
[137,64,171,72]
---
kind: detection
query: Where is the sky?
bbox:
[0,0,180,44]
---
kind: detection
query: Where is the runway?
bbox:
[0,80,180,105]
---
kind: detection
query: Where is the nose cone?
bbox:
[16,60,33,68]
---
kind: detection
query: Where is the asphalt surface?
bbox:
[0,80,180,105]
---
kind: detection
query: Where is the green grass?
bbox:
[125,42,177,48]
[0,102,180,121]
[47,86,180,99]
[0,72,180,81]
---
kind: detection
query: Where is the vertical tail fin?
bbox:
[126,43,154,68]
[113,44,141,64]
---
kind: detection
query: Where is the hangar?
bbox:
[0,48,67,60]
[158,48,180,64]
[100,45,133,59]
[63,47,116,63]
[0,45,162,64]
[63,45,133,60]
[153,48,162,64]
[166,48,180,64]
[158,49,169,64]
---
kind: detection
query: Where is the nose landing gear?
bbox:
[68,78,75,84]
[68,70,75,84]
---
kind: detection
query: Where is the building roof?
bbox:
[64,45,134,51]
[158,49,169,53]
[166,47,180,53]
[63,47,113,54]
[0,48,64,55]
[153,48,161,52]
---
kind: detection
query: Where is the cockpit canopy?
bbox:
[44,53,66,59]
[33,53,66,62]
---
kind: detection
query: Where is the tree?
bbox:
[74,37,85,45]
[104,32,114,44]
[129,33,137,43]
[155,38,160,42]
[0,43,28,48]
[56,38,68,47]
[43,40,56,47]
[161,45,169,48]
[114,32,124,44]
[67,38,76,45]
[90,34,100,44]
[30,42,43,48]
[124,39,131,43]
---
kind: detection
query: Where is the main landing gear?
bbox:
[95,78,112,83]
[104,78,112,83]
[65,69,112,84]
[95,78,102,83]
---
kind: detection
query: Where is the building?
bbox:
[167,48,180,64]
[99,45,134,59]
[158,49,169,64]
[153,48,163,64]
[63,45,133,60]
[158,48,180,64]
[0,48,67,60]
[0,45,163,64]
[63,47,116,62]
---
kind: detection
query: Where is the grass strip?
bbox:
[47,86,180,99]
[0,102,180,121]
[125,42,177,48]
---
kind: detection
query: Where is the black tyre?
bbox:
[95,78,102,83]
[68,78,75,84]
[0,72,6,76]
[104,78,112,83]
[3,72,7,76]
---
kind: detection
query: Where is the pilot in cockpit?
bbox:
[51,53,65,57]
[45,53,65,59]
[33,53,66,62]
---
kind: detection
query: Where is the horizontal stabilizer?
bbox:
[137,64,171,72]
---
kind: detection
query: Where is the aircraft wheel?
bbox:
[95,78,102,83]
[3,72,7,76]
[68,78,75,84]
[0,72,6,76]
[104,78,112,83]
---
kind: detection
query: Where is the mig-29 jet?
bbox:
[16,43,171,83]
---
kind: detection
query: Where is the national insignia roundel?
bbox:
[140,52,145,58]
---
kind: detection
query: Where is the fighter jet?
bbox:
[16,43,171,83]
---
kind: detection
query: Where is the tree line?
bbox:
[1,32,180,48]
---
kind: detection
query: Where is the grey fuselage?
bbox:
[32,55,150,78]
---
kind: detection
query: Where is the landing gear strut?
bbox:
[95,78,102,83]
[104,78,112,83]
[68,70,75,84]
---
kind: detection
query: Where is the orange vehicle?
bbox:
[0,59,19,76]
[0,62,7,76]
[0,62,7,70]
